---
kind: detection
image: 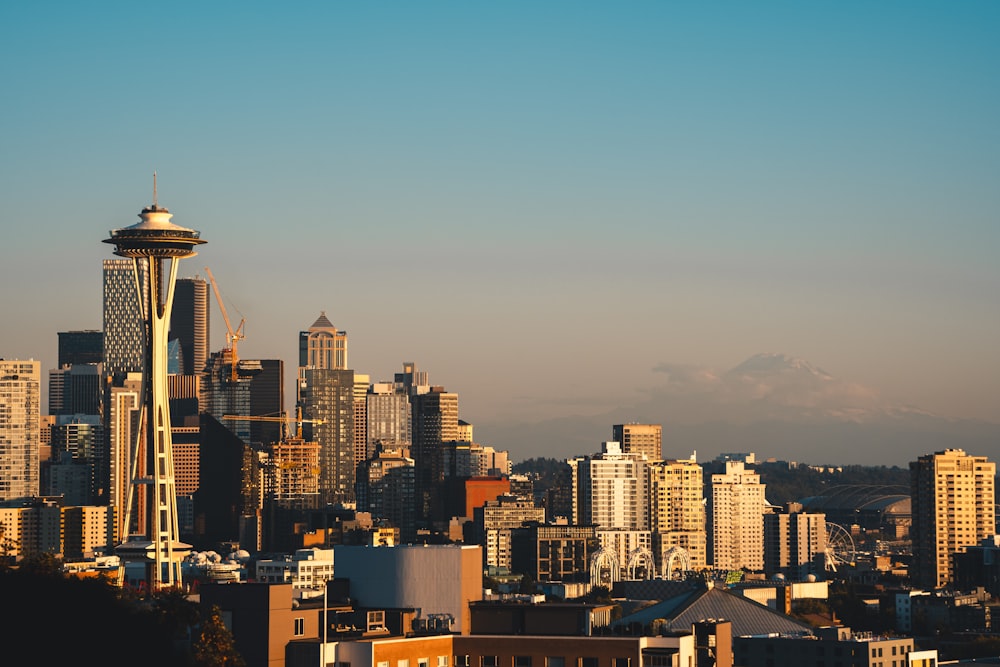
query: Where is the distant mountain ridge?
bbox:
[477,353,1000,466]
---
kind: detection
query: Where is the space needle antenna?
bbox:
[152,171,158,208]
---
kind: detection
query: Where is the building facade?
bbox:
[612,423,662,461]
[910,448,996,589]
[0,359,41,501]
[708,460,766,571]
[648,456,707,571]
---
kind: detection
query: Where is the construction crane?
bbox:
[221,408,324,440]
[204,266,246,382]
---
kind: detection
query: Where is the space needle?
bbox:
[104,175,205,590]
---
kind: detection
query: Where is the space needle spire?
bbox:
[104,178,205,590]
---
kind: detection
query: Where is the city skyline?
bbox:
[2,3,998,466]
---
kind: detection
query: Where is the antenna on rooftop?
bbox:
[152,171,158,207]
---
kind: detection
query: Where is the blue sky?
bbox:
[2,2,998,460]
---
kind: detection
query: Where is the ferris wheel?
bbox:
[824,523,856,572]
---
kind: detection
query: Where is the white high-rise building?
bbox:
[0,360,41,501]
[570,441,649,531]
[708,460,766,571]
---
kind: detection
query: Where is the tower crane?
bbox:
[204,266,246,382]
[220,408,324,440]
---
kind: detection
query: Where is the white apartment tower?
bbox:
[0,360,41,501]
[570,441,649,530]
[648,455,707,570]
[708,460,766,571]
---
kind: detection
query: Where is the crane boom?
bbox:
[204,266,246,382]
[221,408,323,439]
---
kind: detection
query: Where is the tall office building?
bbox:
[411,387,459,523]
[367,382,412,454]
[648,455,707,570]
[169,276,209,376]
[299,312,347,370]
[613,423,663,461]
[707,460,766,571]
[102,258,147,382]
[0,360,41,501]
[299,367,356,504]
[249,359,284,447]
[104,373,142,534]
[58,330,103,367]
[353,373,370,468]
[569,441,649,531]
[48,363,103,416]
[394,361,428,397]
[911,449,996,589]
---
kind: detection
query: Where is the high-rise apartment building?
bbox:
[648,455,707,570]
[299,312,347,370]
[708,460,766,571]
[0,360,41,501]
[569,441,649,531]
[356,446,416,541]
[612,423,663,461]
[170,276,209,376]
[763,503,827,578]
[102,258,147,382]
[474,496,546,569]
[299,367,356,504]
[911,448,996,589]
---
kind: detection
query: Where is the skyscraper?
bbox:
[911,448,996,589]
[367,382,412,454]
[299,367,356,504]
[411,387,459,523]
[102,258,147,383]
[613,423,663,461]
[169,276,209,376]
[707,460,766,571]
[0,359,41,501]
[299,312,347,370]
[58,330,103,367]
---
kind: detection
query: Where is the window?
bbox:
[613,659,630,667]
[482,658,498,667]
[419,660,429,667]
[547,658,565,667]
[456,656,471,667]
[515,658,532,667]
[438,658,449,667]
[293,617,305,636]
[399,660,410,667]
[580,659,598,667]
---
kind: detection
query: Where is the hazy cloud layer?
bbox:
[477,353,1000,466]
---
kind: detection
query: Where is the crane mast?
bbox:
[204,266,245,382]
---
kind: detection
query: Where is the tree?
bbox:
[192,604,246,667]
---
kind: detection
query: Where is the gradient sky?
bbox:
[2,2,998,461]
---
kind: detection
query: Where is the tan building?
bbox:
[0,359,40,501]
[612,423,662,461]
[299,311,348,370]
[910,448,996,589]
[648,456,707,571]
[708,460,766,571]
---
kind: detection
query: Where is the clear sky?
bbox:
[1,2,998,461]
